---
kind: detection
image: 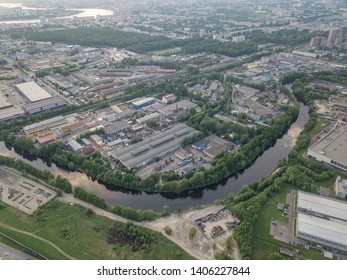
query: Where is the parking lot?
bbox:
[0,167,56,214]
[270,189,297,244]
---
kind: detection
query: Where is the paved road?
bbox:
[0,242,36,260]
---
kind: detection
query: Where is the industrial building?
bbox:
[0,94,24,122]
[131,97,155,109]
[24,96,67,115]
[192,135,234,159]
[111,123,197,170]
[16,81,52,103]
[0,106,24,122]
[104,121,131,136]
[162,94,176,104]
[157,100,199,117]
[296,191,347,253]
[307,121,347,172]
[23,116,67,136]
[136,112,160,124]
[335,176,347,199]
[67,139,83,153]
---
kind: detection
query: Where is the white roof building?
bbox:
[296,191,347,253]
[16,81,52,103]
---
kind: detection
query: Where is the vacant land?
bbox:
[145,205,241,260]
[150,47,182,55]
[0,200,193,260]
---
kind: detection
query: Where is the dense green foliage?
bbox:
[230,72,344,259]
[0,155,72,193]
[10,27,195,54]
[182,40,258,57]
[74,187,108,209]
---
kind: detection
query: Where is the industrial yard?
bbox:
[0,167,56,214]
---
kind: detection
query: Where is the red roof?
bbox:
[36,133,56,144]
[60,121,85,133]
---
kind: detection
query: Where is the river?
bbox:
[0,104,309,211]
[0,3,113,24]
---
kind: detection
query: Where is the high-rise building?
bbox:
[327,28,342,47]
[232,35,245,43]
[310,36,325,48]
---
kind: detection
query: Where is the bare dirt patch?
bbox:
[144,205,241,260]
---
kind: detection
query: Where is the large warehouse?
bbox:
[24,96,67,115]
[296,191,347,253]
[307,121,347,172]
[0,94,24,122]
[23,115,67,136]
[111,123,197,170]
[16,81,52,103]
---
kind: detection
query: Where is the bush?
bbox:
[189,227,197,239]
[164,226,172,235]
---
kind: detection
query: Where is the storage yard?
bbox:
[195,208,240,239]
[0,167,56,214]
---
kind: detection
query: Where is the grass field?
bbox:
[149,47,181,55]
[311,118,332,137]
[0,200,193,260]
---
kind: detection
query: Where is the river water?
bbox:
[0,104,309,211]
[0,3,113,24]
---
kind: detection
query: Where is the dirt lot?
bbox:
[0,167,56,214]
[144,205,241,260]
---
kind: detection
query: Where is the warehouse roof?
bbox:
[104,121,130,134]
[0,106,24,121]
[24,96,66,111]
[158,100,198,115]
[68,139,83,151]
[297,191,347,221]
[112,123,197,169]
[23,116,66,133]
[16,81,52,103]
[297,191,347,251]
[308,123,347,168]
[297,212,347,248]
[131,97,155,107]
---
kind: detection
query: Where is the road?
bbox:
[0,242,36,260]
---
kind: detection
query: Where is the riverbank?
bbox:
[0,104,309,211]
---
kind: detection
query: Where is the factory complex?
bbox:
[111,123,197,170]
[0,80,67,122]
[296,191,347,253]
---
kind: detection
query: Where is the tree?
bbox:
[164,226,172,235]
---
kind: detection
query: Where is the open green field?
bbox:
[149,47,182,55]
[0,200,193,260]
[252,184,326,260]
[311,118,332,137]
